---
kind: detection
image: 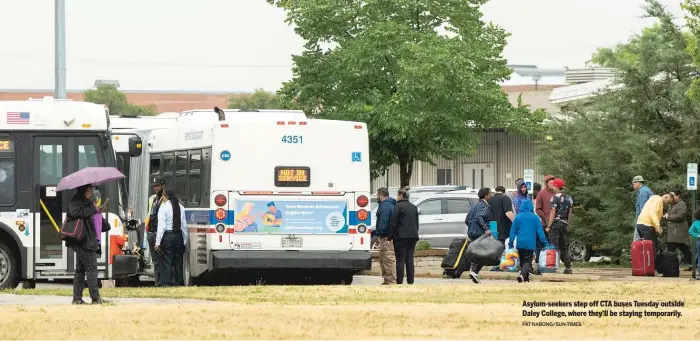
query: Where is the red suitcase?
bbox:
[631,240,655,276]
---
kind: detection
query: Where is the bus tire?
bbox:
[0,241,20,290]
[183,256,197,286]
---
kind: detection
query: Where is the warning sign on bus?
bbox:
[274,166,311,187]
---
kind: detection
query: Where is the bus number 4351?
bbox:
[281,135,303,144]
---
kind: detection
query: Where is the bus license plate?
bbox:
[282,236,302,248]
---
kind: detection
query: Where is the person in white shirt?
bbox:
[154,189,188,286]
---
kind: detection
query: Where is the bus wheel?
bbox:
[0,241,20,290]
[184,257,197,286]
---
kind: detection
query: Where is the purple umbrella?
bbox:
[56,167,126,191]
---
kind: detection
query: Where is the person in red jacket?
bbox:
[533,175,556,274]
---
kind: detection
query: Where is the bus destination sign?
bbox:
[274,166,310,187]
[0,140,14,153]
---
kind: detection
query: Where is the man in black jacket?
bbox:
[389,187,420,285]
[146,175,165,285]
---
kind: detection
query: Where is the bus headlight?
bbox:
[357,224,367,234]
[215,223,226,233]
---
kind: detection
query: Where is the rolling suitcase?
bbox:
[655,252,679,277]
[441,238,470,279]
[631,240,655,276]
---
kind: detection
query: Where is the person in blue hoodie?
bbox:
[508,199,549,283]
[375,187,397,285]
[513,179,532,215]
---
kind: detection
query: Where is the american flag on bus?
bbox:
[6,112,30,125]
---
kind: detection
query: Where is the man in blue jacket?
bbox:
[465,188,492,284]
[509,199,549,283]
[375,187,397,285]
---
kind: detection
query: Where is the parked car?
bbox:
[369,189,479,250]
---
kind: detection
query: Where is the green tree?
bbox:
[226,88,284,110]
[538,0,700,256]
[84,84,157,116]
[269,0,545,186]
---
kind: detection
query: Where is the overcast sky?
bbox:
[0,0,686,92]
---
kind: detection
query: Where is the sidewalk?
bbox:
[0,293,211,306]
[364,267,699,282]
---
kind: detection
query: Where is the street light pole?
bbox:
[54,0,66,99]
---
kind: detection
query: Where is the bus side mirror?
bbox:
[128,136,143,157]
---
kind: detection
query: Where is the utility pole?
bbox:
[55,0,67,99]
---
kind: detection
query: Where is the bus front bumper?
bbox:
[210,250,371,271]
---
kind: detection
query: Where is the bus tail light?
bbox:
[215,208,227,221]
[356,195,369,207]
[215,194,227,207]
[356,209,368,222]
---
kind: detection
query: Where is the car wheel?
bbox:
[568,240,589,262]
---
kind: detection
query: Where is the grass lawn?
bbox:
[2,282,699,339]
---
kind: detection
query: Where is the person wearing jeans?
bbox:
[466,188,492,284]
[389,187,419,285]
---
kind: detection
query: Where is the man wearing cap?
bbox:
[546,178,574,274]
[145,175,166,285]
[534,175,556,274]
[632,176,653,241]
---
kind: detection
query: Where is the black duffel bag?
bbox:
[466,234,505,266]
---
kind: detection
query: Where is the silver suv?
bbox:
[370,189,479,250]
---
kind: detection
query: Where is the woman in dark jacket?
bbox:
[67,184,108,304]
[389,187,420,285]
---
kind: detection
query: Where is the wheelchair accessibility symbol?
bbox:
[351,152,362,162]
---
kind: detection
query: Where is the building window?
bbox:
[437,168,452,186]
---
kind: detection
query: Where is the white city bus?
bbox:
[145,111,372,285]
[0,97,140,289]
[109,109,315,283]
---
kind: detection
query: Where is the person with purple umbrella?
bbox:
[67,184,109,305]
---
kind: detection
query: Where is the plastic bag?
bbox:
[538,246,559,273]
[499,248,520,272]
[466,234,505,266]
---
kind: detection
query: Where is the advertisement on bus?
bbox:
[232,200,348,234]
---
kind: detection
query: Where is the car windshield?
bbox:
[409,196,420,203]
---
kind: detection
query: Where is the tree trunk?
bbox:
[398,154,414,188]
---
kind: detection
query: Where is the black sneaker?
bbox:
[469,272,481,284]
[71,300,86,305]
[563,268,573,274]
[92,298,111,305]
[517,275,524,283]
